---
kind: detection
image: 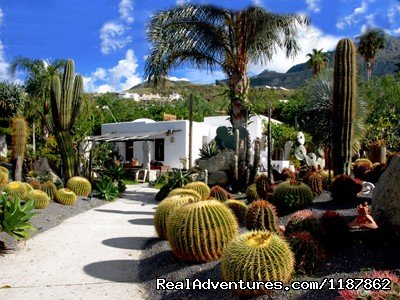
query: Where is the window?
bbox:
[154,138,164,161]
[126,141,134,161]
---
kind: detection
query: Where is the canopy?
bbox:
[87,130,166,142]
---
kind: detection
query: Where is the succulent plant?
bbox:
[287,231,325,274]
[29,180,42,190]
[246,183,259,202]
[22,182,34,194]
[154,195,199,239]
[94,179,119,202]
[221,230,294,296]
[167,199,238,262]
[0,166,9,176]
[41,181,57,200]
[54,188,77,206]
[183,181,210,199]
[4,181,27,199]
[319,210,349,248]
[363,163,386,184]
[11,116,28,181]
[0,171,8,190]
[66,176,92,196]
[246,200,281,233]
[167,188,202,200]
[331,174,363,202]
[285,209,321,238]
[209,185,231,202]
[304,172,324,196]
[352,158,373,180]
[255,174,273,200]
[224,199,247,224]
[281,167,296,181]
[272,180,314,212]
[25,190,50,209]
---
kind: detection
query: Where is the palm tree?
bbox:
[145,4,309,128]
[306,48,328,76]
[356,28,385,80]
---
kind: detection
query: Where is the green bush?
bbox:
[95,179,119,202]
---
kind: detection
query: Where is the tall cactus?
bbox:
[332,38,357,176]
[12,116,28,181]
[49,59,83,181]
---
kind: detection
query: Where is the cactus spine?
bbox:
[183,181,210,199]
[66,176,92,196]
[49,59,83,181]
[167,188,202,200]
[12,116,28,181]
[255,174,273,199]
[224,199,247,224]
[246,200,281,233]
[209,185,231,202]
[54,188,77,205]
[41,181,57,200]
[25,190,50,209]
[332,38,357,176]
[0,171,8,191]
[4,181,27,199]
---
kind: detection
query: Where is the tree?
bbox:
[306,48,328,76]
[356,28,385,80]
[145,4,309,128]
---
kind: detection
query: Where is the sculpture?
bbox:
[348,202,378,229]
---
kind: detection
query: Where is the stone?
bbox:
[34,157,62,184]
[197,149,235,173]
[371,156,400,237]
[208,171,229,187]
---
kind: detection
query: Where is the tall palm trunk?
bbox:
[228,71,250,128]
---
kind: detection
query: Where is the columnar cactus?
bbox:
[167,200,238,262]
[255,174,273,199]
[41,181,57,200]
[332,38,357,176]
[183,181,210,199]
[25,190,50,209]
[224,199,247,224]
[11,116,28,181]
[209,185,231,202]
[167,188,202,200]
[54,188,77,205]
[154,195,199,239]
[284,209,321,237]
[246,200,281,233]
[49,59,83,181]
[66,176,91,196]
[246,183,259,202]
[4,181,27,199]
[272,180,314,212]
[221,231,294,295]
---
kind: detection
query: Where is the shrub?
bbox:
[25,190,50,209]
[221,230,294,295]
[209,185,231,202]
[54,188,77,206]
[94,179,119,202]
[246,183,259,202]
[285,209,321,238]
[183,181,210,199]
[272,180,314,212]
[331,175,363,202]
[167,200,238,262]
[246,200,281,233]
[4,181,27,200]
[66,176,92,196]
[224,200,247,224]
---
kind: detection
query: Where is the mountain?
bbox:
[249,34,400,89]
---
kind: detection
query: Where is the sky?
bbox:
[0,0,399,93]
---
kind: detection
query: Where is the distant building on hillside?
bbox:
[117,92,182,102]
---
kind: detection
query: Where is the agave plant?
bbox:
[94,179,119,202]
[198,141,219,160]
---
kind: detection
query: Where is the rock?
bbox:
[197,149,235,173]
[34,157,62,184]
[208,171,229,187]
[371,156,400,237]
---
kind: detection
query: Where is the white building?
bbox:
[90,115,280,169]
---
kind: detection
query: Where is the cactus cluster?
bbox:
[255,174,273,200]
[246,200,281,233]
[41,181,57,200]
[284,209,321,238]
[331,174,363,202]
[25,190,50,209]
[66,176,92,196]
[304,172,324,196]
[167,200,238,262]
[4,181,27,199]
[246,183,259,202]
[154,195,199,239]
[221,231,294,296]
[183,181,210,199]
[54,188,77,206]
[167,188,202,200]
[272,180,314,212]
[224,199,247,224]
[209,185,231,202]
[332,38,357,176]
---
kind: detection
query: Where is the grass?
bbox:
[122,179,139,185]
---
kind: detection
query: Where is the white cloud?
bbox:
[84,49,142,93]
[249,24,342,74]
[336,0,368,30]
[168,76,190,82]
[100,22,132,54]
[252,0,263,7]
[0,7,9,81]
[306,0,321,13]
[0,8,3,24]
[387,4,400,25]
[176,0,190,5]
[119,0,134,23]
[386,27,400,36]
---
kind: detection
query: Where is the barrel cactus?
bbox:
[183,181,210,199]
[284,209,321,238]
[25,190,50,209]
[209,185,231,202]
[319,210,349,248]
[255,174,273,199]
[304,172,324,196]
[41,181,57,200]
[29,180,42,190]
[331,174,363,202]
[0,166,9,176]
[22,182,34,193]
[246,183,259,202]
[272,180,314,212]
[221,230,294,296]
[167,188,202,200]
[154,195,199,239]
[352,158,373,180]
[66,176,92,196]
[246,200,281,233]
[0,171,8,190]
[54,188,77,206]
[4,181,27,199]
[167,200,238,262]
[224,199,247,224]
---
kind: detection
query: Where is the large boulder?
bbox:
[33,157,62,184]
[208,171,229,187]
[371,156,400,237]
[197,149,235,173]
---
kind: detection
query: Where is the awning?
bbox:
[87,130,167,142]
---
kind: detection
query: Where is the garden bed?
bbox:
[138,192,400,299]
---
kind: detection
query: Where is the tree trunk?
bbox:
[227,71,249,128]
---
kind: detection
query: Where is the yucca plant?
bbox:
[94,179,119,202]
[199,140,219,159]
[0,194,37,240]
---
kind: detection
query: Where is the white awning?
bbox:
[87,130,167,142]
